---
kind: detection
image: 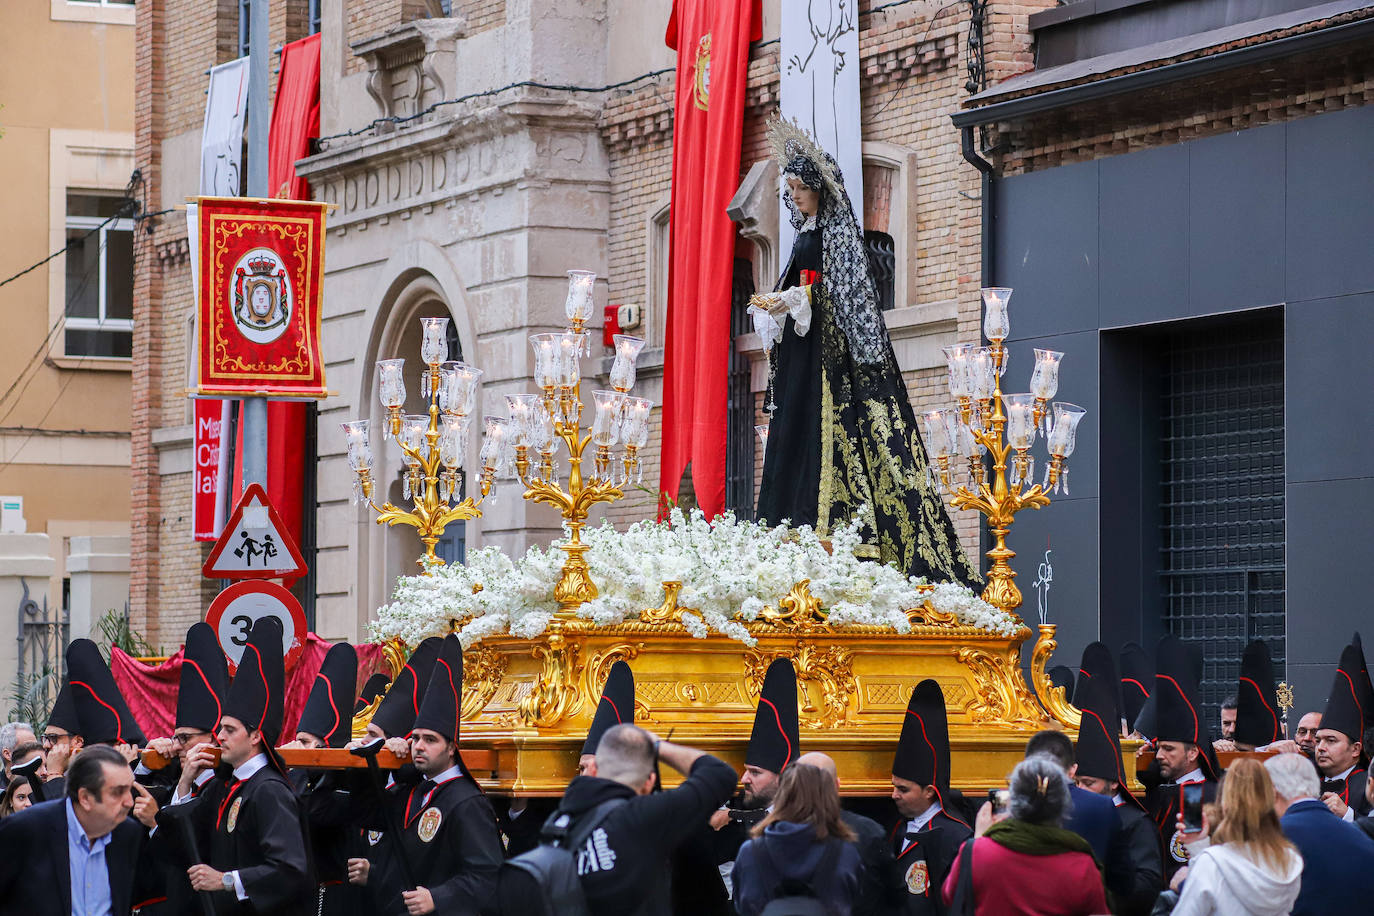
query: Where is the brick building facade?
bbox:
[131,0,1044,645]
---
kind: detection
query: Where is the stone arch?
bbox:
[350,240,483,633]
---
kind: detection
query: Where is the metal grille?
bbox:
[725,258,756,516]
[864,231,896,311]
[16,579,69,723]
[1159,312,1285,729]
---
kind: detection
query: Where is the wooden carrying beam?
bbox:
[140,747,499,773]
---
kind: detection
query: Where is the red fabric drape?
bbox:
[658,0,760,518]
[110,636,387,741]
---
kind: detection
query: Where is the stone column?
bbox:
[67,536,132,643]
[0,534,56,696]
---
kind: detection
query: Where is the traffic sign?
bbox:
[202,483,307,579]
[206,580,307,672]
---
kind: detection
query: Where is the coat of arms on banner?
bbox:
[194,196,328,398]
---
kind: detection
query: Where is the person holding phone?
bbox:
[1168,758,1302,916]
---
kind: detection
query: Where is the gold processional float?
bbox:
[336,276,1121,796]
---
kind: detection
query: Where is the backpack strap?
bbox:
[541,798,628,850]
[946,837,976,916]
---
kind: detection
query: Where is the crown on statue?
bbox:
[247,254,277,275]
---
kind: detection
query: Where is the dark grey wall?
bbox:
[992,103,1374,719]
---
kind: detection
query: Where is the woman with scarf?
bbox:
[751,118,980,587]
[940,755,1108,915]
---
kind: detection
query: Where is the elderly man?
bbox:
[1267,753,1374,914]
[0,721,34,790]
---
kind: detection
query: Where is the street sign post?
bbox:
[202,482,307,579]
[206,580,307,672]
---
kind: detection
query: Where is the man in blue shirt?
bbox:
[0,743,158,916]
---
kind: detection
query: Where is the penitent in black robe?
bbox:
[756,228,980,588]
[156,765,313,916]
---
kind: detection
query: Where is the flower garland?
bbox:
[370,508,1019,648]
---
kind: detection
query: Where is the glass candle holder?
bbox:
[591,389,623,447]
[556,332,585,388]
[420,316,450,367]
[621,397,652,448]
[609,334,646,391]
[982,288,1012,343]
[399,414,428,467]
[1047,402,1086,458]
[528,401,556,453]
[439,416,466,470]
[479,416,511,476]
[1030,349,1063,401]
[447,361,483,417]
[970,347,997,402]
[942,344,974,400]
[505,394,539,448]
[1001,394,1037,450]
[341,420,372,472]
[922,408,955,460]
[530,333,559,391]
[564,270,596,326]
[377,359,407,410]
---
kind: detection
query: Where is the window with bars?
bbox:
[725,257,756,517]
[1158,310,1285,731]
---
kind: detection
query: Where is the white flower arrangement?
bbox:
[370,508,1019,648]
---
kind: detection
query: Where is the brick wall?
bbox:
[457,0,504,34]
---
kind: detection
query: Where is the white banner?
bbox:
[779,1,864,262]
[200,57,250,197]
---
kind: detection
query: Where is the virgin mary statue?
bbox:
[751,119,980,587]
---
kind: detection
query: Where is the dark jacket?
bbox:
[1105,800,1164,916]
[557,753,737,916]
[0,798,158,916]
[1063,784,1119,864]
[733,821,864,916]
[1280,798,1374,916]
[842,809,903,916]
[888,807,972,916]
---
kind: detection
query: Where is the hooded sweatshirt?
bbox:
[1171,842,1303,916]
[733,821,864,916]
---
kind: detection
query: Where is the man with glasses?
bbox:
[41,680,86,799]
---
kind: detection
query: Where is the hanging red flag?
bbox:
[193,196,328,398]
[659,0,760,518]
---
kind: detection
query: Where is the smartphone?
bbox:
[1181,782,1204,833]
[988,788,1011,816]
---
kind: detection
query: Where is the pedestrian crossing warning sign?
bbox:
[202,483,307,579]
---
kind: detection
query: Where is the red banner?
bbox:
[193,400,224,541]
[659,0,760,517]
[268,33,321,201]
[195,197,328,398]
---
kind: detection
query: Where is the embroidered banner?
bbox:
[201,58,250,198]
[194,197,328,398]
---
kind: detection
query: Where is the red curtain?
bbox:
[110,636,388,741]
[658,0,760,518]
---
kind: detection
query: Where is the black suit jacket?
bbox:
[0,798,155,916]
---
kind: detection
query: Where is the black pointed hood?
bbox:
[1072,641,1122,715]
[354,672,391,716]
[746,659,799,773]
[1350,632,1374,735]
[66,638,146,745]
[176,623,228,733]
[47,680,80,735]
[1075,669,1143,811]
[1322,642,1368,742]
[892,679,952,793]
[222,617,285,769]
[369,636,443,738]
[1119,642,1152,729]
[582,661,634,756]
[1154,634,1219,780]
[412,634,463,743]
[297,642,358,748]
[1234,639,1281,748]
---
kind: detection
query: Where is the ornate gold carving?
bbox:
[907,599,958,627]
[745,641,858,729]
[955,645,1048,729]
[516,625,585,728]
[641,581,685,625]
[760,580,827,628]
[1030,623,1080,728]
[461,645,508,720]
[352,638,407,739]
[582,642,652,722]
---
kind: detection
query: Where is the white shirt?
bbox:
[906,803,943,835]
[1324,764,1359,821]
[1176,767,1205,784]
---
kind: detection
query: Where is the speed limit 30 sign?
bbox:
[206,580,308,672]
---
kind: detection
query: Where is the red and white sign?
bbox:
[203,483,307,579]
[206,580,307,672]
[193,400,225,541]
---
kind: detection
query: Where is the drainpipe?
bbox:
[961,125,995,287]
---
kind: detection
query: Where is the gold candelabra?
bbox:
[343,317,495,568]
[926,288,1086,614]
[342,271,651,595]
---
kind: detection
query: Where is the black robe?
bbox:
[888,809,972,916]
[139,769,215,916]
[1144,778,1217,880]
[156,765,312,916]
[291,769,368,916]
[1321,766,1372,817]
[363,772,504,916]
[1107,800,1165,916]
[843,809,905,916]
[755,226,979,587]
